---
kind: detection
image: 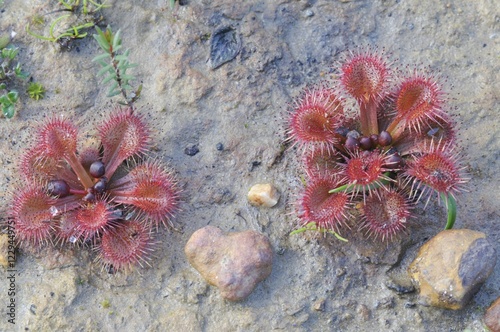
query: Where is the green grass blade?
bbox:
[443,193,457,230]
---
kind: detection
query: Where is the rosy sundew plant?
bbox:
[288,50,467,241]
[10,107,179,272]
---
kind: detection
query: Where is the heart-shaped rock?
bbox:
[185,226,273,301]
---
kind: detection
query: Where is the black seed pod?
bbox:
[93,177,107,194]
[89,161,105,178]
[335,127,350,137]
[345,136,360,151]
[47,180,70,197]
[359,136,372,150]
[378,131,393,146]
[83,189,96,202]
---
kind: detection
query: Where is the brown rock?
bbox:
[409,229,496,310]
[185,226,273,301]
[485,297,500,332]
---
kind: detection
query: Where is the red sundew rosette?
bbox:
[287,87,346,153]
[298,177,352,234]
[404,140,467,206]
[359,188,412,241]
[340,51,390,136]
[109,161,179,230]
[98,107,150,180]
[95,219,156,272]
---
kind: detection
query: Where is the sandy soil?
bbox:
[0,0,499,331]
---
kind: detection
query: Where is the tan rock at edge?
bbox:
[409,229,496,310]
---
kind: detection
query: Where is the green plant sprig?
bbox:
[290,222,349,242]
[1,42,30,118]
[27,82,45,100]
[26,0,108,46]
[93,26,142,108]
[59,0,109,14]
[26,15,95,42]
[0,87,19,119]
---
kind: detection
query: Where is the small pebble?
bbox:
[30,304,37,315]
[216,142,224,151]
[313,298,326,311]
[304,9,314,17]
[376,296,395,309]
[484,296,500,332]
[184,145,200,156]
[248,183,280,208]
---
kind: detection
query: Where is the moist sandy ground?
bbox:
[0,0,499,331]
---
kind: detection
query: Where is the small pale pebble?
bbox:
[304,9,314,17]
[248,183,280,208]
[313,298,326,311]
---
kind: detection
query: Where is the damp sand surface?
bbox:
[0,0,499,331]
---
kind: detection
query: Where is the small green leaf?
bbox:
[0,35,10,50]
[102,73,117,84]
[93,26,111,51]
[49,14,71,40]
[26,23,56,41]
[442,193,457,230]
[119,74,134,81]
[112,44,123,53]
[3,105,15,118]
[97,64,114,77]
[14,63,29,79]
[114,54,128,61]
[112,29,121,49]
[92,53,109,62]
[7,90,19,103]
[333,232,349,242]
[122,63,138,69]
[107,89,121,97]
